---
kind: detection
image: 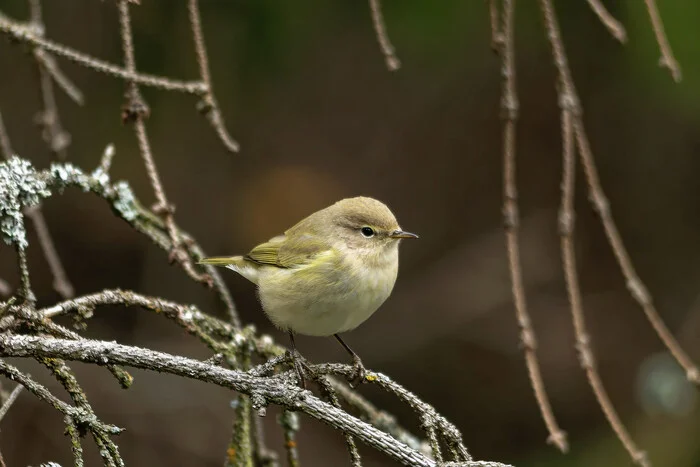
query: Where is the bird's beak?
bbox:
[390,230,419,239]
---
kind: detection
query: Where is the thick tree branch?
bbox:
[0,334,512,467]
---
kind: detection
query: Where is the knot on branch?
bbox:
[519,327,537,351]
[196,93,215,115]
[626,279,651,306]
[71,305,94,331]
[499,94,519,121]
[557,209,575,236]
[588,191,610,217]
[502,203,519,229]
[121,89,150,124]
[575,334,595,369]
[557,91,581,117]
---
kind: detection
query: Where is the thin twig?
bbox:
[585,0,627,43]
[314,363,472,462]
[225,395,253,466]
[488,0,503,51]
[117,0,215,290]
[575,121,699,382]
[252,409,277,466]
[0,280,10,298]
[0,12,207,94]
[497,0,567,452]
[15,245,34,304]
[29,0,76,160]
[279,410,301,467]
[643,0,681,82]
[330,380,431,457]
[537,0,699,386]
[0,383,24,423]
[368,0,400,71]
[25,206,74,298]
[0,110,13,157]
[34,50,85,105]
[28,0,84,105]
[558,104,649,466]
[187,0,239,153]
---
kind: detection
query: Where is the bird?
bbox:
[199,196,418,387]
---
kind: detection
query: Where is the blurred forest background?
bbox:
[1,1,700,466]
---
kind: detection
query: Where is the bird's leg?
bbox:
[288,331,308,389]
[334,334,366,388]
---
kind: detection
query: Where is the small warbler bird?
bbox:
[199,196,418,386]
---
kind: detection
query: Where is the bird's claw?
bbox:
[348,355,367,388]
[286,350,310,390]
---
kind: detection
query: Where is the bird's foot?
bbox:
[286,349,311,390]
[348,355,367,388]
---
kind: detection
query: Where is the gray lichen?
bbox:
[48,161,139,222]
[0,157,51,249]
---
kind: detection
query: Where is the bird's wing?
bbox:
[245,232,333,269]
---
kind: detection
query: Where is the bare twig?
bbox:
[0,383,24,423]
[487,0,503,51]
[330,380,431,457]
[187,0,239,153]
[34,50,85,106]
[29,0,76,160]
[0,279,10,298]
[557,101,649,466]
[314,363,471,463]
[25,206,74,298]
[279,410,301,467]
[0,110,13,157]
[0,12,207,94]
[225,394,253,466]
[252,410,277,466]
[368,0,401,71]
[496,0,567,452]
[585,0,627,43]
[537,0,699,387]
[117,0,217,292]
[27,0,84,105]
[643,0,681,81]
[0,334,513,467]
[15,245,34,304]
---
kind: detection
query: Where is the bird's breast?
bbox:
[256,250,399,336]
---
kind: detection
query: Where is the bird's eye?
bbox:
[360,227,375,238]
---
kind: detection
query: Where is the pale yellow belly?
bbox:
[257,261,397,336]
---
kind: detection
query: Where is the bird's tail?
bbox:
[198,255,245,267]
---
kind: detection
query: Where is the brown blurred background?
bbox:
[1,1,700,466]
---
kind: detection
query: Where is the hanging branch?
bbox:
[643,0,681,82]
[556,80,648,466]
[585,0,627,43]
[495,0,567,452]
[537,0,699,386]
[368,0,401,71]
[187,0,239,152]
